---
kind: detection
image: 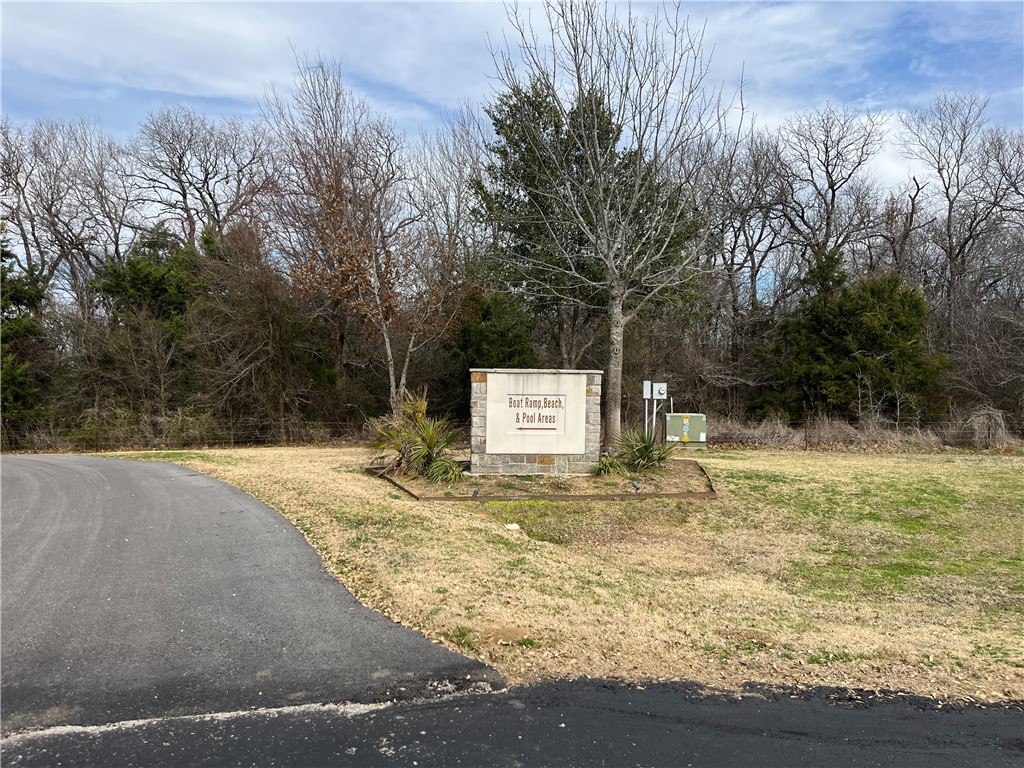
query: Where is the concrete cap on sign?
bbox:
[471,368,604,375]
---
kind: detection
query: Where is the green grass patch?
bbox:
[780,554,1023,601]
[113,450,238,465]
[700,453,1022,621]
[487,533,526,552]
[722,469,789,483]
[808,649,857,665]
[443,625,477,652]
[483,497,692,545]
[718,469,789,494]
[331,505,415,532]
[485,500,570,544]
[973,644,1024,668]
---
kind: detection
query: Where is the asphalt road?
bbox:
[0,455,501,736]
[2,680,1021,767]
[2,454,1021,767]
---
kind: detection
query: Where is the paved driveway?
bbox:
[1,455,501,735]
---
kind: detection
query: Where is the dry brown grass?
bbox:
[116,446,1024,704]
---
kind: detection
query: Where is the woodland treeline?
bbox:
[2,2,1022,449]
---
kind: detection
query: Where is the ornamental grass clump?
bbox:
[368,390,462,483]
[591,454,627,476]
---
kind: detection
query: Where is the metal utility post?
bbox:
[643,381,652,438]
[642,381,668,440]
[650,382,667,440]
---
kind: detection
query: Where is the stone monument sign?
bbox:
[470,368,602,474]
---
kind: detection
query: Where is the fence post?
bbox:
[803,401,809,451]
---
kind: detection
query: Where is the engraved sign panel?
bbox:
[485,373,586,454]
[506,394,565,434]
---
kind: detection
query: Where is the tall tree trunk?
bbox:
[557,305,575,369]
[382,326,398,408]
[397,332,416,406]
[605,282,626,448]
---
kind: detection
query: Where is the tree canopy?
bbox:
[765,250,947,423]
[1,2,1021,449]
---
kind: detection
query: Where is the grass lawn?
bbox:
[114,446,1024,704]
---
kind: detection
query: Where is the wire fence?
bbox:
[7,408,1021,454]
[7,420,369,453]
[705,409,1022,451]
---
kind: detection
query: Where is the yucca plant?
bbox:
[615,427,675,471]
[407,416,460,474]
[368,389,463,482]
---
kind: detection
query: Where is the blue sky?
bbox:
[2,1,1022,144]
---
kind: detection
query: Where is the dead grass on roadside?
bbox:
[118,446,1024,705]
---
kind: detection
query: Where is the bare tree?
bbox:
[3,119,147,319]
[265,55,460,405]
[990,128,1024,206]
[861,177,931,277]
[898,92,1021,333]
[131,106,274,250]
[2,121,144,433]
[330,123,471,404]
[2,119,90,298]
[703,126,787,307]
[416,108,491,287]
[482,0,728,444]
[263,55,378,390]
[774,103,886,266]
[895,92,1024,420]
[696,124,788,410]
[316,122,424,403]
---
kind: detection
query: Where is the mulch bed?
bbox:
[370,457,717,501]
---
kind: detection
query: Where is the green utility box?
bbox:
[665,413,707,447]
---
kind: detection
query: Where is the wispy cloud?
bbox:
[2,0,1020,140]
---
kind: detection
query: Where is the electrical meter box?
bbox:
[665,413,707,447]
